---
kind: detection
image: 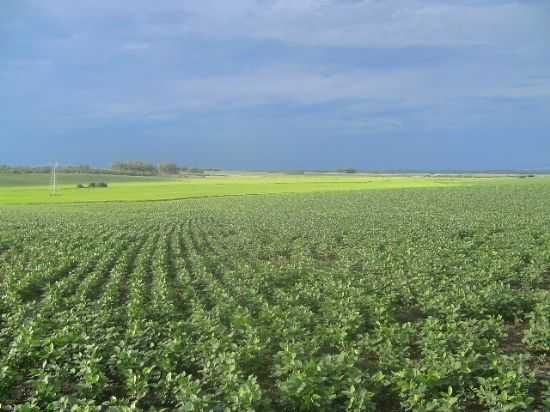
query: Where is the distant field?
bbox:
[0,173,173,187]
[0,173,523,204]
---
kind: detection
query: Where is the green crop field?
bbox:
[0,178,548,410]
[0,173,520,205]
[0,173,174,188]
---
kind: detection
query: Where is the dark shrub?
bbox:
[88,182,96,188]
[96,182,108,188]
[77,183,86,188]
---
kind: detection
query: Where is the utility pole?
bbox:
[50,162,58,195]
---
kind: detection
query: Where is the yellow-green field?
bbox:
[0,173,531,204]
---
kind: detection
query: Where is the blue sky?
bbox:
[1,0,549,170]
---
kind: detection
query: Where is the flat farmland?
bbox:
[0,178,548,410]
[0,174,507,205]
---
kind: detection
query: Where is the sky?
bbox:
[1,0,550,170]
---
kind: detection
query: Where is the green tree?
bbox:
[159,162,179,175]
[112,160,157,175]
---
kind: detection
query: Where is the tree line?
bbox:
[0,162,220,176]
[111,161,218,176]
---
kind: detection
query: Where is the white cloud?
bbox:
[76,62,550,121]
[29,0,549,48]
[6,0,549,130]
